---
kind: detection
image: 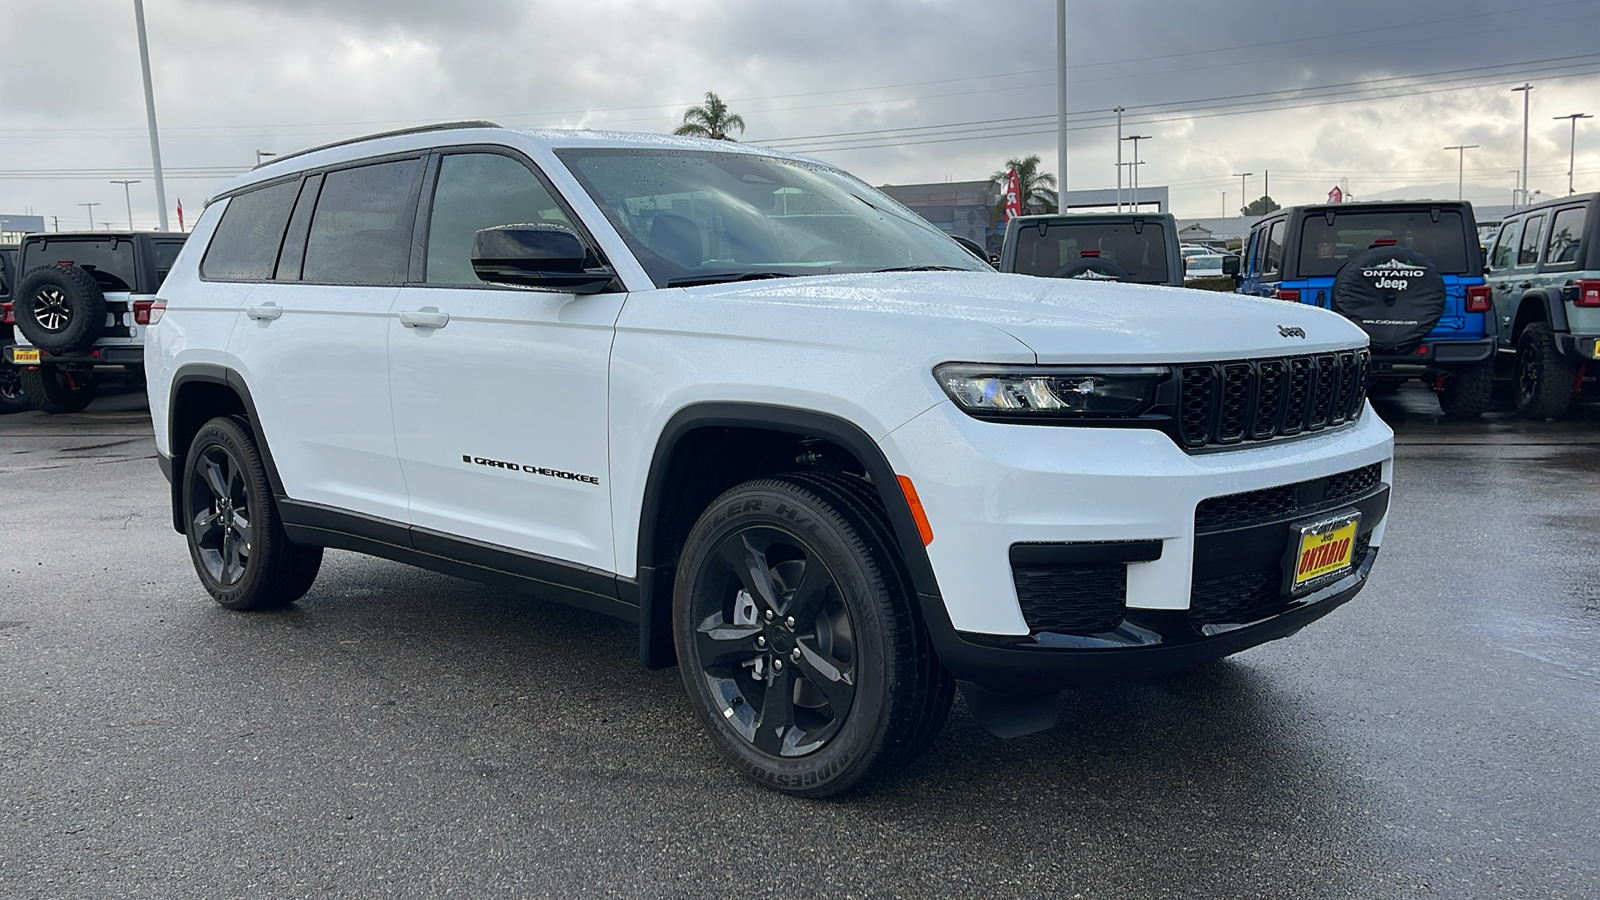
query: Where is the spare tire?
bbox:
[14,265,106,354]
[1330,246,1446,353]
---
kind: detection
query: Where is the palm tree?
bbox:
[990,154,1059,224]
[673,92,746,141]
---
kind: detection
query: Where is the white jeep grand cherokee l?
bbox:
[147,123,1392,796]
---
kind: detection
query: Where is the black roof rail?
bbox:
[254,120,502,171]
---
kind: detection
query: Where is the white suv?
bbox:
[146,123,1393,796]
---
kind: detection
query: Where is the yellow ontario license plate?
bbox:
[11,348,41,364]
[1292,512,1360,590]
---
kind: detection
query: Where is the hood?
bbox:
[677,271,1368,363]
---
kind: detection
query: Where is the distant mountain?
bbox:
[1358,182,1523,207]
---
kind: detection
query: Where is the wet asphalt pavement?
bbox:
[2,383,1598,899]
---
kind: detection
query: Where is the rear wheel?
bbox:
[183,416,322,610]
[20,367,97,414]
[1437,361,1494,418]
[1514,322,1574,419]
[0,362,29,413]
[673,475,950,797]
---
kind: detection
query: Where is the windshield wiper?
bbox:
[665,271,800,288]
[870,265,970,273]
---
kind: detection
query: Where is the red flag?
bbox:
[1003,169,1022,222]
[1327,186,1343,204]
[176,198,185,231]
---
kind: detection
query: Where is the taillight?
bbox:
[1576,280,1600,308]
[1466,284,1492,313]
[1276,289,1301,302]
[1,302,12,325]
[145,299,166,325]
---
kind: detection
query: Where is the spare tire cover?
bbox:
[1330,246,1446,352]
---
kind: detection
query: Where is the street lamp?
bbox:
[1112,106,1126,211]
[1553,113,1592,195]
[1512,83,1533,206]
[256,150,276,166]
[1443,145,1478,201]
[1121,135,1150,210]
[1233,172,1254,215]
[78,202,101,230]
[111,179,142,229]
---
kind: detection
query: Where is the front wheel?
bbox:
[672,476,950,797]
[183,416,322,610]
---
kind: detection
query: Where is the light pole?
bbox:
[111,179,141,229]
[133,0,169,231]
[1113,106,1126,211]
[1122,135,1150,211]
[256,150,276,166]
[1055,0,1068,210]
[1222,191,1227,218]
[1553,113,1592,195]
[1512,83,1533,207]
[1234,172,1254,215]
[1442,145,1478,201]
[78,202,101,230]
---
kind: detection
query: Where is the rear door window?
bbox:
[201,180,300,281]
[1009,220,1169,283]
[1544,206,1586,267]
[301,158,424,285]
[1516,214,1545,267]
[1297,209,1470,276]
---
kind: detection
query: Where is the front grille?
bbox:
[1195,463,1385,530]
[1014,563,1126,635]
[1190,534,1372,628]
[1177,349,1371,450]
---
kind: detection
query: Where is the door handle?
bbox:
[1517,281,1532,289]
[245,303,283,321]
[399,308,449,329]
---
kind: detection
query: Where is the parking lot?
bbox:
[2,383,1598,899]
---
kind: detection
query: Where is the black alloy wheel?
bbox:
[182,416,322,610]
[30,285,72,333]
[0,362,28,413]
[673,475,952,797]
[1514,322,1575,419]
[690,526,859,758]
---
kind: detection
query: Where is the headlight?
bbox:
[934,363,1169,420]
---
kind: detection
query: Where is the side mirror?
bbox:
[950,234,993,267]
[471,224,614,293]
[1222,255,1241,276]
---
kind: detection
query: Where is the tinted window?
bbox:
[426,153,572,285]
[302,159,422,285]
[273,174,323,282]
[1010,221,1169,283]
[1298,209,1470,277]
[1264,220,1284,276]
[1491,218,1521,270]
[1545,207,1586,266]
[23,236,140,291]
[152,240,185,286]
[201,181,299,281]
[0,248,13,297]
[1517,214,1545,267]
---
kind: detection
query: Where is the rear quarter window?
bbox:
[201,180,300,281]
[1544,206,1586,267]
[1297,210,1470,277]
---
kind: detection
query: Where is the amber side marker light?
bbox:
[897,475,934,546]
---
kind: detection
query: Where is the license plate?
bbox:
[11,348,40,364]
[1291,512,1360,591]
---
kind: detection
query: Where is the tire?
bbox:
[182,416,322,611]
[19,367,97,414]
[673,475,949,797]
[1513,322,1575,419]
[1330,246,1446,353]
[1437,361,1494,418]
[0,362,28,413]
[13,265,106,353]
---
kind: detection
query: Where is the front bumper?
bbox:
[879,399,1393,690]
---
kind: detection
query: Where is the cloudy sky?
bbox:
[2,0,1598,231]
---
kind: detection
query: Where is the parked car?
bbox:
[147,123,1392,797]
[2,231,187,413]
[1183,253,1232,280]
[1481,192,1599,417]
[1238,201,1494,416]
[0,244,26,413]
[1000,212,1240,286]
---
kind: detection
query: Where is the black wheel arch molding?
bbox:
[1512,287,1570,340]
[164,364,287,534]
[632,402,945,669]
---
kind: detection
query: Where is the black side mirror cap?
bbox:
[1222,254,1241,276]
[472,223,614,293]
[950,234,993,268]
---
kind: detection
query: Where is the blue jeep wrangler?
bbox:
[1239,201,1494,416]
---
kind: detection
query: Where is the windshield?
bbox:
[1297,209,1472,277]
[1010,220,1171,283]
[554,148,987,288]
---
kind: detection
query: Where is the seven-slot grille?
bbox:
[1178,349,1371,450]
